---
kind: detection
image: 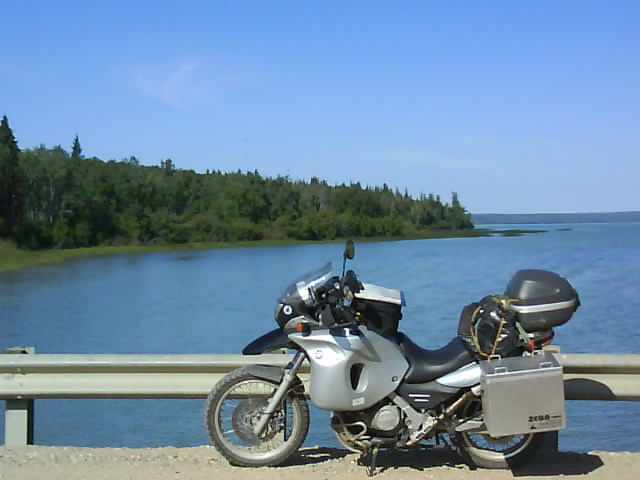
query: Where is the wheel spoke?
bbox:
[455,399,539,468]
[206,375,309,466]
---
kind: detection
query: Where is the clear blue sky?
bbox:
[2,1,638,213]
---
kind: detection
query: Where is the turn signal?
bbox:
[295,321,311,336]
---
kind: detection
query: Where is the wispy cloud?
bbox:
[133,60,210,108]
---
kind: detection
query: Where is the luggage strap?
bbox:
[469,295,521,359]
[515,319,536,352]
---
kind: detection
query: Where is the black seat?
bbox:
[397,333,475,384]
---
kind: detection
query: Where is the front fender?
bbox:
[236,364,305,393]
[242,328,291,355]
[238,364,286,384]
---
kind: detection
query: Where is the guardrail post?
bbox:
[536,345,560,454]
[536,431,559,455]
[4,347,35,446]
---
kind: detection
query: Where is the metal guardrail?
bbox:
[2,348,639,446]
[557,353,640,401]
[0,353,300,398]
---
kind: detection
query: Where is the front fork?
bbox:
[253,350,306,437]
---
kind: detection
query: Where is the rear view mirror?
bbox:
[344,240,355,260]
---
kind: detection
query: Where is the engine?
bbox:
[370,404,402,432]
[331,398,442,453]
[331,401,403,442]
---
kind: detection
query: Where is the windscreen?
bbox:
[278,262,333,306]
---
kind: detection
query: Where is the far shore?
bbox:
[0,228,544,273]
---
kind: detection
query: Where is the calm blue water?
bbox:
[1,223,639,451]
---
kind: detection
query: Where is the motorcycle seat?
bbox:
[397,333,475,384]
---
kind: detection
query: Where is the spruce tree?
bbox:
[0,115,19,157]
[0,115,22,236]
[71,134,82,159]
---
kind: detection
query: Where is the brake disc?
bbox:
[231,398,280,444]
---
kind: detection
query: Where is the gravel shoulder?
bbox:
[1,446,639,480]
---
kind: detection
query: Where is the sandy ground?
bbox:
[1,446,639,480]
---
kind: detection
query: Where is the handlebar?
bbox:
[315,272,362,329]
[343,269,362,294]
[316,270,361,300]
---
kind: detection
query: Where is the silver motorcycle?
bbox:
[204,241,578,473]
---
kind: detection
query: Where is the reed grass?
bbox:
[0,229,543,273]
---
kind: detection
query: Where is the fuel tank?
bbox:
[290,328,409,411]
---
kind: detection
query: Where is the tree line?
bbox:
[0,115,473,250]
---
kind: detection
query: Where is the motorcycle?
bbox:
[204,241,579,474]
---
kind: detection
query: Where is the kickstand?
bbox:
[367,446,379,477]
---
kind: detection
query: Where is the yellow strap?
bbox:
[469,304,490,359]
[489,319,506,357]
[469,300,510,359]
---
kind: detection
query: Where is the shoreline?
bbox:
[0,228,544,273]
[0,445,638,480]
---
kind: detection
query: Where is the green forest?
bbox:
[0,115,473,250]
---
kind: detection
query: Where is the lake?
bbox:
[1,223,639,452]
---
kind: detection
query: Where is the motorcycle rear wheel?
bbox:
[204,369,309,467]
[454,399,542,469]
[456,430,542,469]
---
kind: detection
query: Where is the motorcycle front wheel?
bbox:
[204,368,309,467]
